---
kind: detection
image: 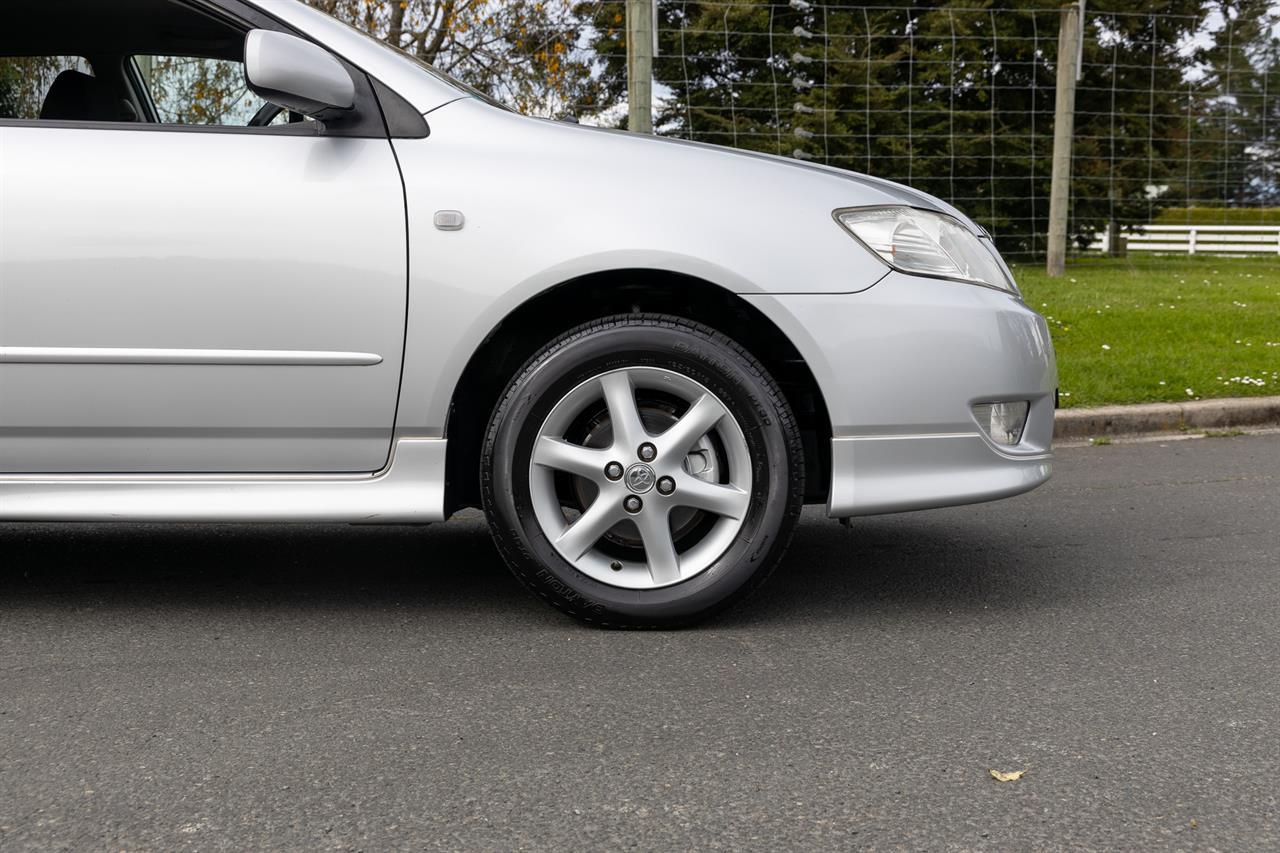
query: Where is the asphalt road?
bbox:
[2,435,1278,851]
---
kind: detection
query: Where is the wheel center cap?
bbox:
[624,463,656,494]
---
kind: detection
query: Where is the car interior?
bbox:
[0,0,299,126]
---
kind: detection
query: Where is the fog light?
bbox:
[972,401,1029,446]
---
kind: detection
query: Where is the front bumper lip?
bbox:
[827,432,1051,517]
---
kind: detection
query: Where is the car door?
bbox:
[0,0,407,474]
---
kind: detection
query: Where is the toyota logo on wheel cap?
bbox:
[624,463,656,494]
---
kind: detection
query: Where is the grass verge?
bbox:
[1011,255,1280,408]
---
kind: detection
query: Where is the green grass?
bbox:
[1154,206,1280,225]
[1010,255,1280,408]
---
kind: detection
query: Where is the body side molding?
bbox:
[0,347,383,366]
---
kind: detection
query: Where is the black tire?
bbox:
[480,314,804,628]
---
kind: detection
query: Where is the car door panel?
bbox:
[0,125,407,473]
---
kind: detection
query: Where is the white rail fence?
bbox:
[1088,225,1280,256]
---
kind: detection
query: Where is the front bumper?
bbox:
[743,271,1056,517]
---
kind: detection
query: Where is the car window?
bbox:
[2,0,325,130]
[0,56,93,120]
[133,55,300,127]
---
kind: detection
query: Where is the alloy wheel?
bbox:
[527,366,752,589]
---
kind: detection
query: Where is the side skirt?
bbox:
[0,438,446,524]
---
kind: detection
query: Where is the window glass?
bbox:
[0,56,93,120]
[135,55,293,126]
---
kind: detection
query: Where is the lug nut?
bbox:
[656,476,675,495]
[604,461,624,481]
[638,442,657,462]
[623,495,643,514]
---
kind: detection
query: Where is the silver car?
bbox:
[0,0,1056,626]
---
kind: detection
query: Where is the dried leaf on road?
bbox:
[989,768,1028,782]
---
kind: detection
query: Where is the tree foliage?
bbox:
[1194,0,1280,206]
[303,0,604,115]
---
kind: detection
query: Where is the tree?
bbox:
[1062,2,1214,249]
[303,0,604,115]
[584,1,804,140]
[1192,0,1280,207]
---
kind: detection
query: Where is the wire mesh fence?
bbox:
[566,1,1280,262]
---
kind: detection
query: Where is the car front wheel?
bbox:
[481,314,803,628]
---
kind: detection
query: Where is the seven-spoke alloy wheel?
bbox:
[482,315,804,628]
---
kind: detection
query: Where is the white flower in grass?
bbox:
[1101,344,1111,351]
[1159,381,1167,385]
[1185,388,1195,396]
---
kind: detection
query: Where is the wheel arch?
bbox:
[442,269,832,514]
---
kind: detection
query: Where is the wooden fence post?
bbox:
[626,0,655,134]
[1047,1,1084,277]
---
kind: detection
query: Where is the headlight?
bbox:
[835,206,1016,293]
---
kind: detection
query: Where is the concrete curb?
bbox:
[1054,395,1280,440]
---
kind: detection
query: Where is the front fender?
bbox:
[389,98,896,434]
[397,251,766,436]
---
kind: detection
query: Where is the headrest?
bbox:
[39,69,129,122]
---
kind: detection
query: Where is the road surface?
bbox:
[2,435,1278,850]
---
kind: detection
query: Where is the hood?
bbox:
[529,113,986,236]
[628,131,980,230]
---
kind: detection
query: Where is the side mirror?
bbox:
[244,30,355,122]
